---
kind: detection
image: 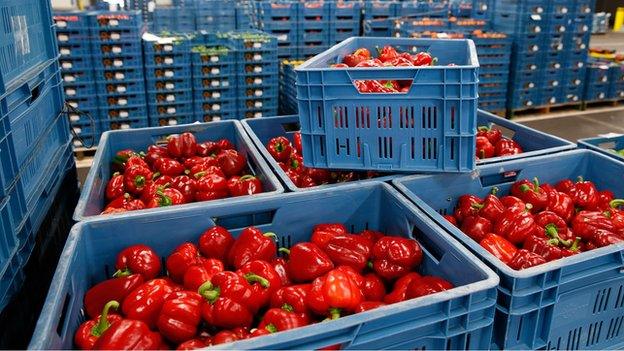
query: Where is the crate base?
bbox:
[581,98,624,110]
[0,167,78,349]
[506,102,584,118]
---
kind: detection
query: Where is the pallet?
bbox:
[581,98,624,110]
[506,102,583,118]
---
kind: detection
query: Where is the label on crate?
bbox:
[111,32,121,40]
[277,34,288,42]
[554,43,563,51]
[212,104,221,111]
[253,42,262,49]
[64,75,76,83]
[112,46,122,54]
[119,110,129,118]
[165,70,174,78]
[533,26,541,33]
[168,119,178,125]
[167,107,176,114]
[599,92,606,99]
[211,67,220,74]
[109,19,119,26]
[73,139,82,147]
[164,57,174,65]
[120,123,130,129]
[60,48,71,55]
[254,112,262,118]
[212,116,222,121]
[212,92,221,99]
[210,56,219,62]
[117,85,127,93]
[579,43,587,50]
[69,101,79,108]
[223,81,229,87]
[66,88,76,96]
[56,21,67,28]
[62,62,73,69]
[254,78,263,85]
[118,98,128,106]
[253,66,262,73]
[69,114,80,122]
[166,94,175,102]
[255,90,263,97]
[113,59,124,67]
[164,44,173,52]
[58,34,69,42]
[552,80,559,87]
[73,126,82,133]
[211,80,220,87]
[601,76,608,83]
[165,82,175,90]
[254,101,263,108]
[253,54,262,61]
[115,72,125,80]
[574,79,581,85]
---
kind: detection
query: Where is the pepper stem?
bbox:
[198,282,220,303]
[544,224,571,247]
[577,176,584,183]
[112,172,120,177]
[245,273,270,288]
[134,175,145,187]
[265,324,278,333]
[366,261,373,269]
[532,177,540,190]
[610,199,624,209]
[264,232,277,239]
[519,184,532,193]
[329,308,341,320]
[278,247,290,255]
[112,268,131,278]
[477,126,490,132]
[490,187,499,195]
[471,203,485,210]
[281,303,294,312]
[152,172,161,180]
[194,171,207,179]
[156,190,172,207]
[239,175,256,181]
[91,300,119,337]
[569,237,581,252]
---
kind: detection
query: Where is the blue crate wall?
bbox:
[470,33,511,113]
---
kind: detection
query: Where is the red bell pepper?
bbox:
[84,274,144,319]
[217,149,247,177]
[144,145,168,167]
[598,190,615,210]
[472,188,505,222]
[227,175,263,196]
[93,319,165,350]
[257,305,310,333]
[288,154,306,174]
[591,229,624,247]
[378,45,399,62]
[271,284,311,314]
[479,233,518,265]
[237,260,282,310]
[157,291,203,343]
[106,173,125,201]
[195,141,218,157]
[227,227,277,269]
[293,132,303,154]
[211,330,242,345]
[188,159,219,178]
[280,242,334,283]
[476,136,495,159]
[299,175,317,187]
[533,211,572,244]
[405,276,453,299]
[171,175,196,203]
[114,245,161,280]
[250,328,272,338]
[383,272,422,304]
[477,126,502,145]
[523,235,579,262]
[310,223,348,250]
[460,216,492,242]
[511,178,549,211]
[361,273,386,301]
[542,186,575,223]
[354,301,386,313]
[198,226,234,261]
[307,168,331,185]
[608,199,624,230]
[267,136,292,163]
[75,300,122,350]
[177,336,211,350]
[153,174,173,187]
[168,132,197,158]
[454,195,483,222]
[121,278,177,328]
[342,50,369,67]
[371,236,423,281]
[572,178,600,210]
[271,257,292,286]
[124,166,153,195]
[571,211,616,241]
[199,279,254,329]
[443,214,458,226]
[146,188,185,208]
[358,230,384,244]
[183,258,224,291]
[166,242,201,283]
[412,52,434,66]
[508,249,547,270]
[216,139,235,152]
[494,138,523,156]
[183,156,211,169]
[500,195,524,209]
[112,149,138,171]
[307,268,363,318]
[124,156,149,171]
[324,234,373,272]
[154,157,185,177]
[494,205,536,244]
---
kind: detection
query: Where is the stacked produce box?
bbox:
[608,62,624,100]
[362,0,398,37]
[584,59,612,102]
[329,1,362,45]
[143,34,195,126]
[53,11,100,147]
[195,0,237,31]
[471,32,512,113]
[278,60,301,115]
[91,11,149,133]
[151,6,196,32]
[254,1,299,59]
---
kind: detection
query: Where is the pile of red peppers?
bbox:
[102,132,264,214]
[265,132,382,188]
[476,125,524,159]
[76,224,453,349]
[330,46,436,94]
[447,177,624,270]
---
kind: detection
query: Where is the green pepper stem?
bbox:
[265,324,278,333]
[239,175,256,181]
[278,247,290,255]
[245,273,270,288]
[112,268,131,278]
[91,300,119,337]
[367,261,373,269]
[134,175,145,187]
[155,190,172,207]
[569,237,581,252]
[194,171,207,179]
[532,177,540,190]
[610,199,624,209]
[329,308,341,320]
[264,232,277,239]
[577,176,584,183]
[490,187,499,195]
[112,172,120,177]
[281,303,294,312]
[477,126,490,132]
[198,283,220,303]
[544,224,571,247]
[152,172,161,180]
[471,203,484,210]
[519,184,532,193]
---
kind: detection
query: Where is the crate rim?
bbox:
[577,134,624,160]
[31,181,499,350]
[392,149,624,279]
[296,37,480,71]
[73,120,285,221]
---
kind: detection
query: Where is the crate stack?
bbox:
[608,62,624,100]
[583,59,614,103]
[195,0,237,32]
[125,0,154,23]
[451,1,474,17]
[236,0,255,29]
[191,45,237,122]
[297,1,331,59]
[0,0,74,314]
[329,1,362,45]
[254,1,299,60]
[278,60,302,115]
[144,34,195,126]
[229,31,279,119]
[492,0,593,113]
[363,1,398,37]
[151,6,196,32]
[471,33,512,113]
[91,11,148,133]
[53,12,100,147]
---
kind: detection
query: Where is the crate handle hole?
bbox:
[281,122,300,132]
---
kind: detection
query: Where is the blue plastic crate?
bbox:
[256,1,298,19]
[393,149,624,350]
[192,76,233,90]
[59,56,91,71]
[91,10,143,29]
[63,83,97,98]
[584,83,610,102]
[587,62,612,84]
[449,18,489,33]
[193,98,236,115]
[478,99,506,112]
[236,50,278,65]
[92,54,143,69]
[540,86,564,105]
[237,74,278,88]
[67,107,98,125]
[574,0,595,15]
[238,84,278,97]
[145,77,192,91]
[570,15,592,34]
[277,46,299,59]
[295,37,478,173]
[479,71,509,84]
[239,61,279,75]
[57,43,92,57]
[331,1,362,20]
[193,87,236,102]
[0,181,28,286]
[70,121,100,138]
[100,104,148,121]
[238,95,278,111]
[194,108,237,122]
[299,1,330,20]
[0,0,58,98]
[492,10,546,35]
[260,20,296,33]
[94,67,144,81]
[99,93,146,108]
[243,115,403,192]
[239,106,279,119]
[544,34,566,52]
[225,30,278,51]
[471,35,512,55]
[578,135,624,162]
[609,82,624,100]
[364,1,397,18]
[510,69,543,89]
[33,181,497,349]
[93,41,142,57]
[545,14,570,34]
[144,52,191,67]
[567,31,591,50]
[148,114,193,127]
[471,0,492,18]
[148,99,194,115]
[562,85,584,103]
[143,35,194,55]
[73,120,283,220]
[96,79,145,96]
[55,29,87,44]
[514,35,545,53]
[330,29,359,45]
[146,89,193,105]
[65,94,98,111]
[510,51,544,72]
[53,11,90,30]
[479,82,508,94]
[298,45,330,58]
[144,64,191,79]
[100,117,149,132]
[543,69,565,88]
[508,89,540,109]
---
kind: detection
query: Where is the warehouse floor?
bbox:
[515,32,624,141]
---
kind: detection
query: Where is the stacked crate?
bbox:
[229,31,279,119]
[91,11,149,133]
[151,6,196,32]
[191,45,237,122]
[608,62,624,100]
[330,1,362,45]
[363,1,398,37]
[471,32,512,113]
[254,1,299,59]
[583,59,613,103]
[195,0,237,32]
[53,12,100,147]
[278,60,301,114]
[144,34,195,126]
[298,1,331,59]
[125,0,154,23]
